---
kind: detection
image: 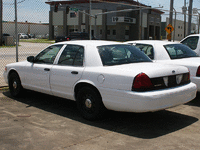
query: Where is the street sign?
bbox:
[182,6,187,14]
[165,24,174,34]
[167,33,171,40]
[193,8,198,14]
[70,8,79,12]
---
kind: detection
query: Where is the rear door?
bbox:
[50,44,85,100]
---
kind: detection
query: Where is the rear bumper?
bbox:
[99,82,197,112]
[191,77,200,91]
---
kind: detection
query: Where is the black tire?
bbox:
[76,87,106,120]
[8,72,23,97]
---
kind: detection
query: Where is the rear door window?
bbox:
[135,44,154,59]
[58,45,84,66]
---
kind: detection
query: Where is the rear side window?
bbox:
[135,44,154,59]
[181,36,199,50]
[58,45,84,66]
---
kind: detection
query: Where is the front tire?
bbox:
[76,87,106,120]
[8,72,23,97]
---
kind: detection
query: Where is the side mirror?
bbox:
[27,56,35,63]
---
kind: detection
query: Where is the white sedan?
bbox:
[125,40,200,91]
[3,40,197,120]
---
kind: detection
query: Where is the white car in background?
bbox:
[3,40,196,120]
[180,34,200,55]
[125,40,200,91]
[18,33,28,39]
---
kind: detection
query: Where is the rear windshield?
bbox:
[164,44,199,59]
[97,45,152,66]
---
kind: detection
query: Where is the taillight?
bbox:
[67,37,70,41]
[132,73,153,91]
[196,66,200,77]
[5,67,7,72]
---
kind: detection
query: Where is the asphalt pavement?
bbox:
[1,88,200,150]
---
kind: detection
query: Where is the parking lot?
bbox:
[1,88,200,150]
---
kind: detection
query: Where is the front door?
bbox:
[24,45,64,94]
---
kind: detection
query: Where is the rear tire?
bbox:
[8,72,23,97]
[76,87,106,120]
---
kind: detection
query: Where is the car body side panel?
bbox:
[50,65,85,100]
[23,63,53,95]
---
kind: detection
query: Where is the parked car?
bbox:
[125,40,200,91]
[28,34,35,38]
[3,40,196,120]
[2,33,10,45]
[18,33,28,39]
[55,32,93,43]
[180,34,200,55]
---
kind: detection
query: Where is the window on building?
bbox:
[113,30,116,35]
[100,30,102,35]
[125,30,129,36]
[70,12,77,18]
[107,30,110,35]
[69,29,78,33]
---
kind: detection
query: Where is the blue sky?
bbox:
[3,0,200,23]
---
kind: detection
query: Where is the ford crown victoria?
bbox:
[4,40,197,120]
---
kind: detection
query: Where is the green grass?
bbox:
[0,86,9,91]
[0,45,18,48]
[20,39,55,44]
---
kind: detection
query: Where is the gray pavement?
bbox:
[1,89,200,150]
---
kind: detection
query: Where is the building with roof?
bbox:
[45,0,164,41]
[3,21,49,38]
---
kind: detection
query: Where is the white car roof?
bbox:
[53,40,123,47]
[125,40,180,45]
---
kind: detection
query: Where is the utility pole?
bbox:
[0,0,2,46]
[169,0,174,41]
[89,0,92,40]
[139,1,142,40]
[184,0,186,37]
[15,0,18,62]
[187,0,193,35]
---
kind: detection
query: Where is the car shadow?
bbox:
[3,90,198,139]
[186,92,200,107]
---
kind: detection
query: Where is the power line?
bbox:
[3,0,26,5]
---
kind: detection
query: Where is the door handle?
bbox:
[71,71,78,75]
[44,68,50,71]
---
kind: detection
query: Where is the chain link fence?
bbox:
[1,0,53,86]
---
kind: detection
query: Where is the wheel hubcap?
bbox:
[13,81,17,89]
[85,99,92,108]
